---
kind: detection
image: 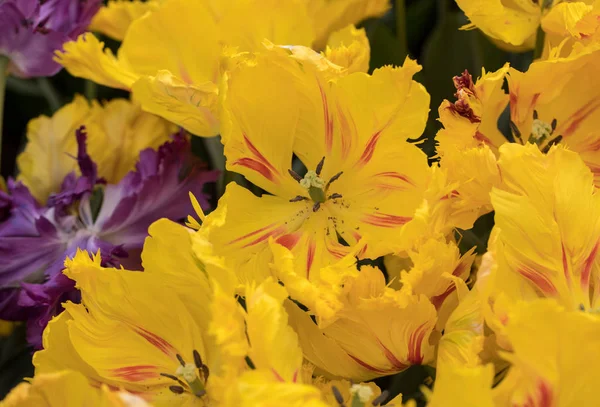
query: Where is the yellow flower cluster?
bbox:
[3,0,600,406]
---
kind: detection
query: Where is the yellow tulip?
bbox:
[17,95,174,204]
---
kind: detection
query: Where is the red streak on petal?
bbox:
[362,212,412,228]
[407,323,428,365]
[319,84,334,153]
[431,286,455,309]
[306,239,316,279]
[562,99,600,138]
[518,380,554,407]
[348,354,390,374]
[230,223,275,245]
[530,93,540,111]
[241,225,287,249]
[292,369,298,383]
[581,240,600,291]
[474,130,494,147]
[275,232,302,250]
[373,171,415,191]
[377,339,408,371]
[357,130,382,167]
[517,265,558,296]
[111,365,159,382]
[232,158,276,182]
[271,368,285,382]
[134,327,176,357]
[561,242,572,287]
[326,245,348,259]
[336,103,354,159]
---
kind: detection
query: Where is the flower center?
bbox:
[288,157,343,212]
[300,170,326,203]
[161,350,209,398]
[510,110,562,153]
[531,119,553,142]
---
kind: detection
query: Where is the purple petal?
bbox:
[47,125,104,208]
[94,132,219,249]
[0,272,78,349]
[0,0,101,78]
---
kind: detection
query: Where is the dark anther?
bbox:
[509,120,523,143]
[551,118,557,131]
[542,135,562,153]
[160,373,179,381]
[327,171,343,188]
[289,195,308,202]
[331,385,345,406]
[313,202,321,212]
[176,354,186,367]
[328,193,342,200]
[580,304,586,311]
[533,110,538,120]
[169,385,185,394]
[160,373,187,387]
[201,364,210,380]
[316,157,325,176]
[372,390,390,406]
[193,350,203,369]
[288,169,303,182]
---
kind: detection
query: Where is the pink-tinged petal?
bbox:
[111,365,160,382]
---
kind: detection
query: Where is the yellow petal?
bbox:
[132,71,219,137]
[456,0,540,48]
[245,280,304,383]
[90,98,174,183]
[322,25,370,74]
[507,50,600,186]
[89,0,161,41]
[491,144,600,309]
[541,2,595,40]
[17,95,102,203]
[55,33,139,90]
[424,363,495,407]
[308,0,390,49]
[0,370,150,407]
[493,299,600,406]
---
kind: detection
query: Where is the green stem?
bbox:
[0,55,8,173]
[84,80,98,100]
[36,78,62,112]
[533,26,545,60]
[395,0,408,59]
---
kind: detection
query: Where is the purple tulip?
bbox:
[0,127,218,348]
[0,0,101,77]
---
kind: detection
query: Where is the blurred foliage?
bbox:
[0,0,535,402]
